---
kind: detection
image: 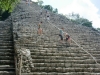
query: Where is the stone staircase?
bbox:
[11,0,100,75]
[0,21,15,75]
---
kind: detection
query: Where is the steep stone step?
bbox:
[30,67,100,73]
[0,36,12,38]
[32,59,95,64]
[31,55,90,60]
[0,60,14,65]
[33,63,98,68]
[0,42,13,46]
[0,28,11,31]
[0,36,12,39]
[30,48,89,54]
[0,46,13,49]
[91,54,100,57]
[0,29,11,31]
[22,72,100,75]
[96,57,100,59]
[30,48,85,53]
[88,50,100,52]
[0,52,14,56]
[0,49,14,52]
[0,68,15,71]
[0,41,13,43]
[0,56,14,60]
[31,52,90,57]
[0,34,12,36]
[0,71,15,75]
[0,65,14,68]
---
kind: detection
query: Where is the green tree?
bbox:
[53,8,58,13]
[43,5,53,12]
[0,0,20,20]
[37,0,43,6]
[82,21,92,27]
[0,0,20,12]
[97,28,100,31]
[37,0,58,14]
[76,18,92,27]
[42,5,58,13]
[67,13,92,27]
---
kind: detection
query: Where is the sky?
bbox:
[32,0,100,28]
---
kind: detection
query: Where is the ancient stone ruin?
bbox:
[0,0,100,75]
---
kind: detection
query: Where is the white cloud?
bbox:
[59,0,100,28]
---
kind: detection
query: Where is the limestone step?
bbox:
[0,30,11,32]
[32,52,78,56]
[0,28,11,33]
[0,60,14,65]
[0,68,15,71]
[30,67,100,72]
[33,63,97,68]
[0,37,12,40]
[88,52,100,55]
[0,71,15,75]
[31,55,90,60]
[0,56,14,60]
[0,34,12,36]
[30,48,84,52]
[91,54,100,57]
[0,52,14,56]
[32,59,95,64]
[95,56,100,59]
[0,49,14,52]
[0,41,13,44]
[0,46,13,49]
[22,72,100,75]
[30,48,84,53]
[31,52,90,57]
[0,42,13,46]
[0,65,14,68]
[0,36,12,39]
[0,36,12,38]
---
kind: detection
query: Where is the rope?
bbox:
[48,21,100,65]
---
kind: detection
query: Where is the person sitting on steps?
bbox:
[64,32,71,46]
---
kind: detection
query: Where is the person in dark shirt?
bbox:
[59,27,64,43]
